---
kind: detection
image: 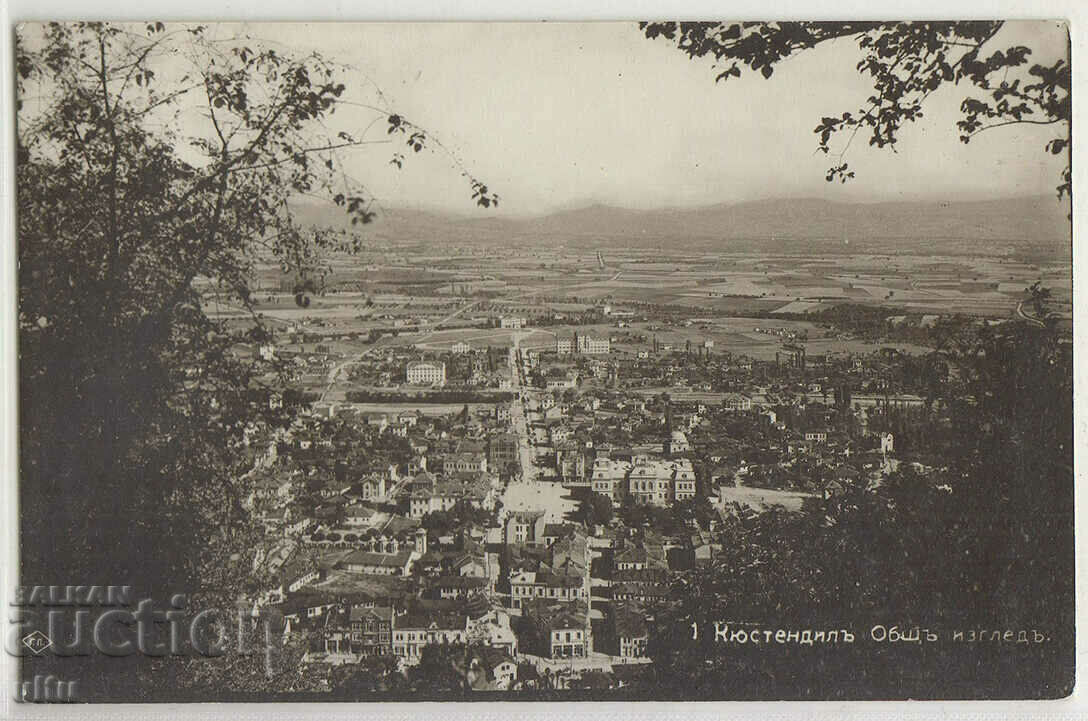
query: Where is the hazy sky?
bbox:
[205,22,1069,215]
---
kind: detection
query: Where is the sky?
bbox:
[75,21,1078,216]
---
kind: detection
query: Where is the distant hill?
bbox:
[289,195,1072,259]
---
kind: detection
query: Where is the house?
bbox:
[546,377,576,391]
[488,433,520,474]
[358,475,386,502]
[722,393,753,411]
[338,550,414,577]
[277,592,340,632]
[508,568,586,608]
[270,553,322,602]
[426,575,489,600]
[542,523,578,548]
[469,648,518,691]
[443,450,488,474]
[614,545,648,571]
[522,601,589,659]
[550,531,590,573]
[452,552,488,578]
[628,457,696,506]
[344,504,377,526]
[248,475,294,507]
[361,412,390,433]
[611,568,672,604]
[690,530,721,567]
[665,430,690,455]
[549,424,573,446]
[349,605,393,656]
[284,514,314,537]
[390,600,469,664]
[591,457,631,504]
[504,510,547,546]
[613,603,649,659]
[409,473,496,519]
[452,341,472,354]
[555,444,586,485]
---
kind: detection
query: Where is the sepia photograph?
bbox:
[6,16,1076,705]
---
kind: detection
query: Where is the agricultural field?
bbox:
[206,236,1068,410]
[544,319,930,360]
[476,249,1071,319]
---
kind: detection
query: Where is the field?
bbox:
[458,250,1071,319]
[204,234,1069,411]
[545,319,931,361]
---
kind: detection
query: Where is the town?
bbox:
[224,256,983,693]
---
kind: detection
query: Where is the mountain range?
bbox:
[289,195,1072,258]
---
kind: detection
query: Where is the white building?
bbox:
[881,432,895,454]
[577,335,610,354]
[628,457,696,506]
[500,316,526,329]
[591,457,632,504]
[666,430,690,454]
[406,361,447,387]
[722,393,753,411]
[452,341,472,354]
[546,377,576,391]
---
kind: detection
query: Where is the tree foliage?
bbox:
[329,653,405,695]
[15,21,494,696]
[647,319,1073,698]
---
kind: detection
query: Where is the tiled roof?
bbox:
[613,604,648,639]
[397,600,468,630]
[349,605,393,622]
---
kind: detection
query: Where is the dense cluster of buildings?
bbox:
[240,299,935,693]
